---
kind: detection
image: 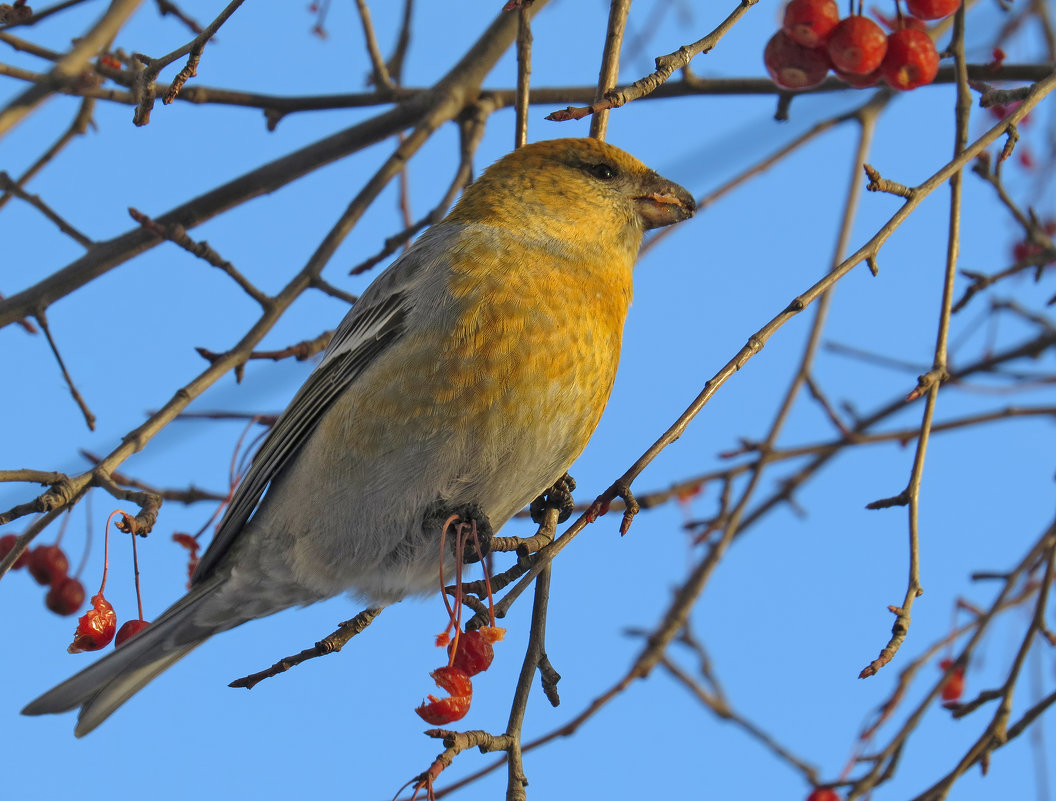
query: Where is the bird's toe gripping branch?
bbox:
[529,472,577,525]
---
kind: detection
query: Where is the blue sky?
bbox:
[2,1,1054,799]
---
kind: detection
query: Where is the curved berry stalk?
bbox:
[68,510,125,653]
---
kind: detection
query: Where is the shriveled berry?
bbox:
[0,534,30,569]
[45,576,86,616]
[906,0,961,21]
[69,593,117,652]
[782,0,840,48]
[115,619,151,647]
[448,630,495,676]
[27,544,69,586]
[827,16,888,75]
[415,666,473,726]
[881,28,939,90]
[765,30,832,90]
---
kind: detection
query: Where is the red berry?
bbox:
[27,544,69,586]
[807,789,842,801]
[415,666,473,726]
[68,593,117,652]
[45,576,86,616]
[765,30,832,90]
[0,534,30,569]
[939,658,965,702]
[827,16,888,75]
[782,0,840,48]
[905,0,961,21]
[1013,241,1035,262]
[115,618,151,647]
[880,29,939,90]
[942,671,965,701]
[448,630,495,676]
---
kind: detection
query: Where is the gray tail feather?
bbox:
[22,577,234,737]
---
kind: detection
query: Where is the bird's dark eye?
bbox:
[586,162,618,181]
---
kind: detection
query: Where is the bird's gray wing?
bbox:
[190,253,433,580]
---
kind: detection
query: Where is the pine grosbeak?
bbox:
[24,137,694,735]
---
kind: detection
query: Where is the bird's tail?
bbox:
[22,575,239,737]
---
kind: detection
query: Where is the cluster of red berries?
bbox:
[2,536,86,617]
[765,0,961,92]
[415,627,505,725]
[2,511,153,652]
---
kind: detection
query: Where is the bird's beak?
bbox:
[634,176,696,231]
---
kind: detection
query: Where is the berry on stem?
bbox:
[939,658,965,702]
[115,619,151,647]
[0,533,30,569]
[27,544,69,586]
[783,0,840,48]
[447,626,505,676]
[807,789,842,801]
[46,576,86,616]
[827,16,888,75]
[881,28,939,90]
[69,593,117,652]
[906,0,961,21]
[765,30,832,90]
[415,666,473,726]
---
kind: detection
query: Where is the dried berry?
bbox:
[448,629,498,676]
[415,666,473,726]
[69,593,117,652]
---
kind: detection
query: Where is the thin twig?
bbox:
[546,0,759,123]
[589,0,631,141]
[35,310,96,430]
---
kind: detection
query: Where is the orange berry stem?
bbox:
[436,514,458,624]
[468,522,497,628]
[100,509,126,594]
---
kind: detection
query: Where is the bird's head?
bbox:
[447,138,695,251]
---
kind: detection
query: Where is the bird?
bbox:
[23,136,695,736]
